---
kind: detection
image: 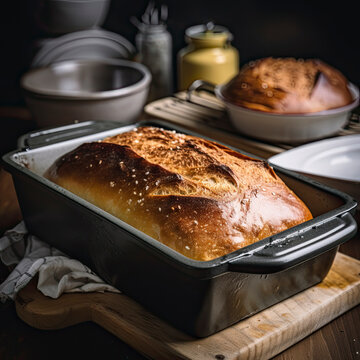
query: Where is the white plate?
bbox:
[268,134,360,182]
[31,29,136,68]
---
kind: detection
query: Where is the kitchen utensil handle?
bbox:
[228,212,357,274]
[17,121,121,150]
[186,80,217,102]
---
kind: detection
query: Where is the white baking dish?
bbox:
[187,80,359,144]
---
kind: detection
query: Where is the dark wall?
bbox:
[1,0,359,106]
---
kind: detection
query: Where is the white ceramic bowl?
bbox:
[21,59,151,128]
[215,83,359,144]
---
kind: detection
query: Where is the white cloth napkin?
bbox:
[0,221,120,302]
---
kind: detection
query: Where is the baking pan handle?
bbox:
[228,212,357,274]
[186,80,217,103]
[17,121,121,150]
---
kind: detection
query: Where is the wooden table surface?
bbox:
[0,108,359,360]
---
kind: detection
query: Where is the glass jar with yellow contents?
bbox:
[177,22,239,91]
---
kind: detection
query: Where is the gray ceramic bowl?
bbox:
[38,0,111,34]
[21,59,151,128]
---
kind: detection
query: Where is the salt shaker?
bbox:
[132,3,173,102]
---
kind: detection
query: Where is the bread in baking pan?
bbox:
[45,126,313,261]
[221,57,353,114]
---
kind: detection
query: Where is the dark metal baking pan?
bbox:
[2,120,358,337]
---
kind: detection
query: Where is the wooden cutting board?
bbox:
[15,252,360,360]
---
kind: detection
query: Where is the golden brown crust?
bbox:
[221,57,353,114]
[45,127,313,261]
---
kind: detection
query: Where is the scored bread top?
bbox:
[46,126,312,261]
[221,57,353,113]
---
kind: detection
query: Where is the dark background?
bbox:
[0,3,359,359]
[0,0,359,106]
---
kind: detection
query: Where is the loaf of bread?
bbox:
[45,126,312,261]
[221,57,353,114]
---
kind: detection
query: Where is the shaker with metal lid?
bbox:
[131,2,173,102]
[178,22,239,90]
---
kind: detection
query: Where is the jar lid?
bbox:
[185,22,233,42]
